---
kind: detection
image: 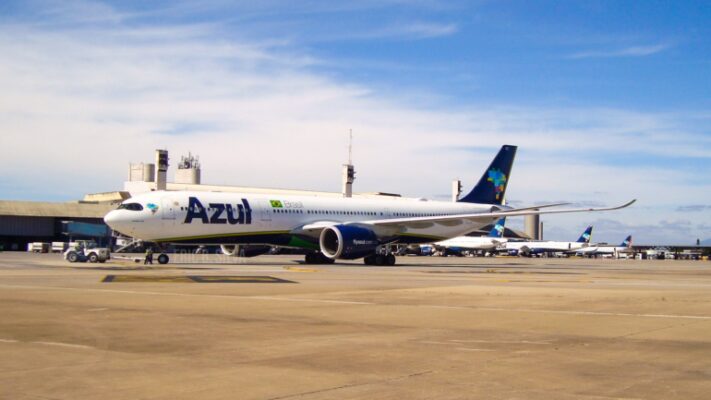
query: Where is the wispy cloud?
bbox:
[315,21,459,42]
[152,122,221,136]
[388,21,458,39]
[676,205,711,212]
[567,43,671,59]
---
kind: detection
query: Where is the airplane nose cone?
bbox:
[104,210,127,234]
[104,210,118,227]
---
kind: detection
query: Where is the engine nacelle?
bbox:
[220,244,272,257]
[319,225,379,259]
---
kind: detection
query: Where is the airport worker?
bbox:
[144,247,154,265]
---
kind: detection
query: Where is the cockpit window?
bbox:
[118,203,143,211]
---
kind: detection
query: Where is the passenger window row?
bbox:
[276,209,377,216]
[274,209,303,214]
[394,212,453,217]
[169,206,456,218]
[272,210,456,218]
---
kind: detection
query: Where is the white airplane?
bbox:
[432,217,508,254]
[575,235,633,257]
[502,226,593,257]
[104,145,635,266]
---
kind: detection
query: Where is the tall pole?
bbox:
[342,130,355,198]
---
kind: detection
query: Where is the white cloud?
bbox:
[568,43,670,59]
[304,20,459,42]
[379,21,458,39]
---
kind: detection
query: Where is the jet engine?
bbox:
[319,225,379,259]
[220,244,272,257]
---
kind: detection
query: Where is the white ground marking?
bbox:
[457,348,496,352]
[0,284,374,305]
[248,296,372,305]
[450,339,551,345]
[2,283,711,320]
[33,341,94,350]
[226,269,286,272]
[421,304,711,320]
[0,337,93,349]
[418,340,455,345]
[598,281,711,288]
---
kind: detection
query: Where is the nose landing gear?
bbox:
[363,253,396,266]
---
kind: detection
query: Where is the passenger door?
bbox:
[257,199,272,228]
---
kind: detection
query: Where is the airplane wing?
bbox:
[299,220,340,232]
[499,202,570,212]
[364,199,636,229]
[299,200,635,233]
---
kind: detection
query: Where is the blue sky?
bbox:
[0,0,709,244]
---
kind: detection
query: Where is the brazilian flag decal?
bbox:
[270,200,284,208]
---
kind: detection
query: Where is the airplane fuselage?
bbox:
[434,236,507,251]
[576,246,625,255]
[504,240,588,254]
[105,191,502,248]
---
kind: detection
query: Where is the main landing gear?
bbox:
[304,252,335,265]
[153,244,169,265]
[363,254,396,266]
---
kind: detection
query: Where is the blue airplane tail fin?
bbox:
[620,235,632,248]
[487,218,506,238]
[576,226,593,243]
[458,145,517,205]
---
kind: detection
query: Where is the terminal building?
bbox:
[0,200,119,251]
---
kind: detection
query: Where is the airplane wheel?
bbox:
[67,251,78,263]
[157,254,169,264]
[307,253,334,264]
[374,255,386,266]
[386,254,396,266]
[318,253,334,264]
[363,255,375,265]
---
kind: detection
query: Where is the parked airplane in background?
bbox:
[432,218,507,255]
[575,235,633,257]
[104,145,635,266]
[502,226,593,257]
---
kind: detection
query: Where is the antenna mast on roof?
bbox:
[342,129,355,198]
[348,129,353,164]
